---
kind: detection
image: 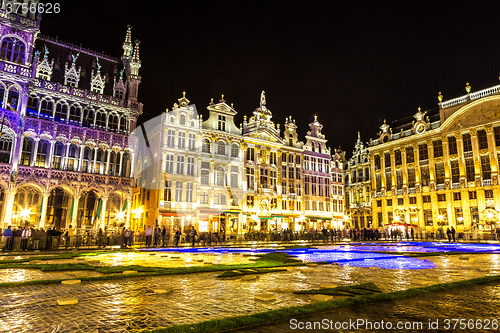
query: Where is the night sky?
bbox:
[40,0,500,157]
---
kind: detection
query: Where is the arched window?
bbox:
[0,83,5,108]
[0,133,13,164]
[35,140,50,168]
[180,114,186,125]
[20,137,33,166]
[231,144,239,158]
[6,86,19,111]
[69,105,81,122]
[67,144,79,171]
[40,99,54,117]
[119,116,127,133]
[82,147,93,173]
[95,148,105,174]
[217,141,226,155]
[95,112,107,128]
[55,103,68,121]
[108,114,118,131]
[202,139,210,153]
[219,194,226,206]
[121,152,130,177]
[52,142,65,170]
[200,192,209,204]
[27,95,39,114]
[216,167,225,186]
[83,108,94,127]
[231,195,238,206]
[0,37,25,64]
[108,151,117,175]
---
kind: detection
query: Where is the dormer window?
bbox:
[0,37,25,64]
[218,115,226,131]
[180,114,186,125]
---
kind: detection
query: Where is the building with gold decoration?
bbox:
[367,81,500,235]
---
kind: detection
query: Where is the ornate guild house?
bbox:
[0,3,143,229]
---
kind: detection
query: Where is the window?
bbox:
[451,160,460,183]
[406,147,414,163]
[453,192,461,201]
[0,37,25,64]
[167,130,175,148]
[187,157,194,176]
[246,148,255,162]
[419,144,428,160]
[175,182,183,202]
[83,108,94,127]
[188,134,195,151]
[52,142,64,170]
[377,199,382,207]
[231,173,238,188]
[437,193,446,201]
[395,150,402,166]
[435,163,445,185]
[448,136,458,155]
[485,189,494,199]
[409,196,416,205]
[164,181,172,201]
[231,144,239,157]
[95,112,106,128]
[465,158,475,182]
[433,140,443,158]
[397,197,404,205]
[246,195,254,208]
[186,183,193,202]
[35,140,49,168]
[375,174,382,192]
[423,195,431,203]
[165,154,174,173]
[420,166,430,186]
[269,152,277,164]
[455,208,464,225]
[0,134,12,164]
[463,133,472,152]
[374,155,380,170]
[200,192,208,204]
[108,114,118,131]
[424,209,433,226]
[386,199,392,206]
[478,129,488,150]
[481,155,491,180]
[201,170,209,185]
[385,171,392,189]
[471,207,479,224]
[469,191,477,200]
[396,170,403,189]
[202,139,210,153]
[408,168,415,188]
[216,193,227,206]
[216,167,225,186]
[246,167,255,190]
[217,141,226,155]
[55,103,68,120]
[178,132,186,149]
[231,195,238,206]
[495,127,500,147]
[384,153,391,168]
[260,168,268,188]
[180,114,186,125]
[40,99,54,117]
[217,115,226,131]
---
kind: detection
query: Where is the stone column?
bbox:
[62,142,71,170]
[70,195,80,227]
[39,192,50,229]
[455,134,466,182]
[130,151,135,178]
[100,196,108,229]
[105,149,112,175]
[78,145,85,172]
[125,198,132,228]
[2,189,16,227]
[47,140,56,169]
[92,147,98,174]
[31,138,40,167]
[469,129,481,182]
[118,151,124,176]
[442,137,451,182]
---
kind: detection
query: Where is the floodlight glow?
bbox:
[20,208,31,220]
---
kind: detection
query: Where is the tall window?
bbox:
[384,153,391,168]
[451,160,460,183]
[187,157,194,176]
[260,168,268,188]
[176,156,184,174]
[202,139,210,153]
[82,147,93,173]
[385,171,392,189]
[495,127,500,147]
[448,136,458,154]
[67,144,79,171]
[419,144,428,160]
[180,114,186,125]
[217,115,226,131]
[188,133,195,151]
[175,182,183,202]
[408,168,415,188]
[55,103,68,121]
[420,166,430,186]
[0,37,25,64]
[463,133,472,152]
[270,170,277,190]
[435,163,445,185]
[481,155,491,180]
[478,129,488,150]
[433,140,443,158]
[178,132,185,149]
[201,162,210,185]
[396,170,403,189]
[20,137,33,166]
[95,112,106,128]
[186,183,193,202]
[164,181,172,201]
[167,130,175,148]
[200,192,208,204]
[246,148,254,161]
[465,158,475,182]
[0,134,13,163]
[231,144,239,157]
[246,167,254,190]
[217,141,226,155]
[35,140,50,168]
[216,167,225,186]
[40,99,54,117]
[108,114,118,131]
[406,147,414,163]
[231,173,238,188]
[95,149,105,174]
[395,150,402,166]
[52,142,64,170]
[69,105,81,122]
[165,154,174,173]
[83,108,94,127]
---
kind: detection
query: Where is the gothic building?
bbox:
[368,82,500,235]
[0,4,142,229]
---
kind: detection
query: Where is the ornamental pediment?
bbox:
[442,96,500,133]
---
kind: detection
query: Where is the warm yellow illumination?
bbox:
[437,214,445,221]
[186,215,192,222]
[19,208,31,220]
[394,215,401,222]
[116,211,125,221]
[486,212,495,220]
[132,206,143,219]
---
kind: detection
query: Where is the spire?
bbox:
[122,25,133,58]
[132,40,141,63]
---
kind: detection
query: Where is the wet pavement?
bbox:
[228,281,500,332]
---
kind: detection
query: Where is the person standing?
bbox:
[67,225,76,248]
[190,226,197,246]
[161,225,167,247]
[451,226,456,242]
[411,228,414,241]
[2,226,12,251]
[174,229,181,246]
[124,228,132,248]
[446,227,452,242]
[98,228,103,248]
[154,226,161,247]
[145,225,153,247]
[21,226,31,251]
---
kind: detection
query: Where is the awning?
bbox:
[306,216,332,220]
[259,216,273,219]
[221,209,242,214]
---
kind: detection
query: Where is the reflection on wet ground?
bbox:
[0,250,499,332]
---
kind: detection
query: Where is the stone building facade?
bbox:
[0,4,142,229]
[368,83,500,234]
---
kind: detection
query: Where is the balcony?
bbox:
[483,179,492,186]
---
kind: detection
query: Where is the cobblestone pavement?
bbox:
[0,253,499,332]
[0,269,102,283]
[227,281,500,333]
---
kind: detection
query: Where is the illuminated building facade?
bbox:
[0,5,142,229]
[368,82,500,234]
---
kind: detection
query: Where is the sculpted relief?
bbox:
[446,100,500,133]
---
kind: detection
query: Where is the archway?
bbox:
[77,190,99,228]
[47,188,71,229]
[13,185,42,226]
